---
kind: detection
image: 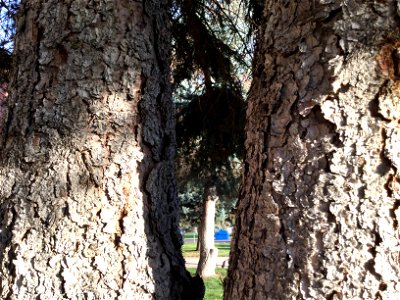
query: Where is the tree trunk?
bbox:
[0,1,199,299]
[197,185,218,277]
[225,1,400,299]
[196,223,200,251]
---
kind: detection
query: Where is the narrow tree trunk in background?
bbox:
[196,223,200,251]
[225,1,400,299]
[197,185,218,277]
[0,1,196,299]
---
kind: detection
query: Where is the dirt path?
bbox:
[184,256,229,269]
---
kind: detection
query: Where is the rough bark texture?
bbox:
[197,185,218,277]
[0,1,194,299]
[225,1,400,299]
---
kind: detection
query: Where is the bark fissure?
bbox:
[5,209,18,299]
[2,104,13,146]
[0,0,195,299]
[390,198,400,229]
[225,1,400,299]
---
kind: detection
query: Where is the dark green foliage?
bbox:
[242,0,264,28]
[176,85,245,167]
[171,0,250,225]
[175,83,245,221]
[171,0,245,88]
[179,188,203,226]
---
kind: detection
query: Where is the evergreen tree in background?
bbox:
[171,0,251,277]
[172,0,249,230]
[0,0,18,83]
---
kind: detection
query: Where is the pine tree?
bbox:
[225,1,400,298]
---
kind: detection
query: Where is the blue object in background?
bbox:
[215,229,230,241]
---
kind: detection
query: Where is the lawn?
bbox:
[187,267,227,300]
[183,232,198,239]
[182,243,231,257]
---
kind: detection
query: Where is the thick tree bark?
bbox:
[196,185,218,277]
[0,1,197,299]
[225,1,400,299]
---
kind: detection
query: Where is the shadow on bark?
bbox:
[137,92,205,299]
[0,1,204,299]
[225,1,400,299]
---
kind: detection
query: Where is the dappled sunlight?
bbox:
[0,0,193,298]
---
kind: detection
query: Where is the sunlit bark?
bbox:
[225,1,400,299]
[197,185,218,277]
[0,1,195,299]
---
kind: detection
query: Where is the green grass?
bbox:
[214,243,230,257]
[183,232,198,239]
[187,267,227,300]
[182,243,231,257]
